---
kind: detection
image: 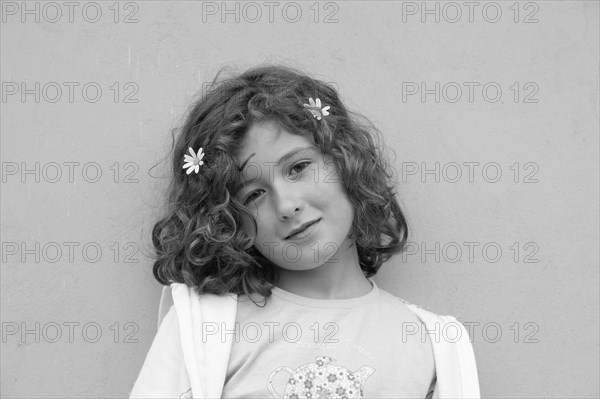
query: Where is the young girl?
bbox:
[130,65,480,398]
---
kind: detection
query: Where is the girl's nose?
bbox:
[274,183,305,221]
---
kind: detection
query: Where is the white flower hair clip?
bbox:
[303,97,330,121]
[183,147,205,175]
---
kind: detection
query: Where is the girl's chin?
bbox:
[274,262,325,272]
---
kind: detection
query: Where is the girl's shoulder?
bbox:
[377,287,461,326]
[158,283,238,327]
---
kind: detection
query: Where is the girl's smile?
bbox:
[285,218,321,241]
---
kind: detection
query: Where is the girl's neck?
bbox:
[273,240,372,300]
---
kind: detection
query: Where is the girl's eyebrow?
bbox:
[237,153,256,172]
[238,146,315,183]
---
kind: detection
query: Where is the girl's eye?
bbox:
[242,161,311,205]
[290,161,311,175]
[243,189,264,205]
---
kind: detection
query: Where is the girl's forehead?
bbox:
[237,121,319,164]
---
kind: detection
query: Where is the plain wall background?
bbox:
[1,1,598,397]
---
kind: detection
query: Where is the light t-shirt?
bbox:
[221,279,437,398]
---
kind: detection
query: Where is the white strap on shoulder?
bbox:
[157,285,174,330]
[438,314,480,399]
[404,302,480,399]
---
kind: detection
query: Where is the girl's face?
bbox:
[236,120,355,271]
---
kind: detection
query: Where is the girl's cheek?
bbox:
[238,210,257,236]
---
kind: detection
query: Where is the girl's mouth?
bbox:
[286,219,321,240]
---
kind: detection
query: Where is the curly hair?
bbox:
[151,64,409,304]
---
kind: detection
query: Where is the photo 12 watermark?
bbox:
[2,321,140,344]
[1,82,140,104]
[401,241,540,264]
[1,1,140,23]
[2,241,142,264]
[401,162,540,184]
[399,1,540,24]
[403,320,540,344]
[198,1,340,23]
[402,82,540,104]
[2,162,141,184]
[201,321,340,344]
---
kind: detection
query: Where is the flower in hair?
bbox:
[183,147,205,174]
[303,97,330,120]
